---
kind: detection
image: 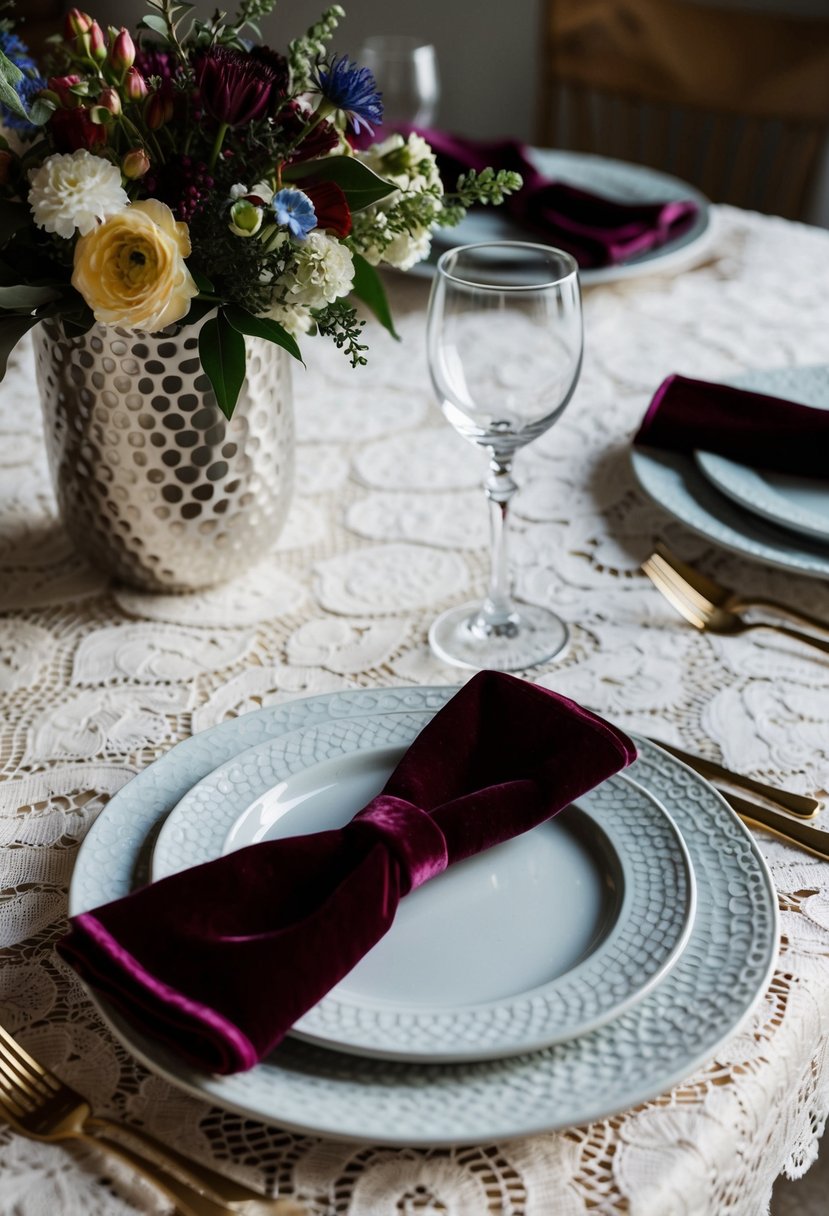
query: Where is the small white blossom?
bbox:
[280,231,354,308]
[360,133,442,195]
[381,225,433,271]
[262,301,313,336]
[28,149,128,239]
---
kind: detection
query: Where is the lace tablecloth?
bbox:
[2,205,829,1216]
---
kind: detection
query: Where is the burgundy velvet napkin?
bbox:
[58,671,636,1074]
[634,374,829,477]
[416,129,698,269]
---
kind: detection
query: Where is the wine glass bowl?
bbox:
[426,242,583,671]
[358,35,440,129]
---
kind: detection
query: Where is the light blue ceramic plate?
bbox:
[633,366,829,577]
[150,713,695,1063]
[419,148,714,285]
[695,367,829,542]
[68,686,777,1147]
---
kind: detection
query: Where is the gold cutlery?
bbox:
[649,544,829,635]
[647,738,820,819]
[0,1022,304,1215]
[642,551,829,656]
[724,793,829,861]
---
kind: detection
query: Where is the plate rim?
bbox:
[695,449,829,543]
[148,715,696,1062]
[417,147,715,287]
[68,686,778,1146]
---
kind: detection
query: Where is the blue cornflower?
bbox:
[272,188,317,239]
[0,28,42,133]
[313,55,383,136]
[0,29,37,75]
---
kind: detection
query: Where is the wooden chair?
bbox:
[538,0,829,219]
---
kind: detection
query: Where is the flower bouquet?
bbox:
[0,0,521,416]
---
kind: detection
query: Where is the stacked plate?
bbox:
[632,365,829,577]
[69,685,778,1146]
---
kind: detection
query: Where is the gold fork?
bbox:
[0,1022,304,1216]
[651,544,829,635]
[642,552,829,657]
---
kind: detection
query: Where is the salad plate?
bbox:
[68,686,778,1147]
[419,148,715,286]
[633,366,829,576]
[151,713,695,1062]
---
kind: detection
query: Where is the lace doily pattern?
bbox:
[1,206,829,1214]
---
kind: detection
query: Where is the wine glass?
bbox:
[358,35,440,129]
[426,241,583,671]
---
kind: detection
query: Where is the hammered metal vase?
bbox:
[33,317,294,592]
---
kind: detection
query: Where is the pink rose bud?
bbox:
[144,91,167,130]
[48,74,84,108]
[64,8,92,39]
[123,67,148,101]
[122,147,150,180]
[109,28,135,73]
[88,21,107,61]
[98,86,121,116]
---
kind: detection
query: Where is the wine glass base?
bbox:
[428,601,570,672]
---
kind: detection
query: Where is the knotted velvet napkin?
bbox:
[634,374,829,477]
[59,671,636,1074]
[416,129,698,269]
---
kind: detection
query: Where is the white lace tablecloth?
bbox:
[2,205,829,1216]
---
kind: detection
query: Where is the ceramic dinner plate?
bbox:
[417,148,715,286]
[69,686,778,1147]
[694,367,829,542]
[150,715,695,1062]
[632,366,829,576]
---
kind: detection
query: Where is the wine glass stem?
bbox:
[477,450,520,635]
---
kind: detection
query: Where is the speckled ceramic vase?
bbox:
[33,316,294,592]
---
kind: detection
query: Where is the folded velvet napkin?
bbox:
[417,129,698,269]
[59,671,636,1074]
[634,374,829,477]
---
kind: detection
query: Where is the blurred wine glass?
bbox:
[426,241,583,671]
[358,35,440,129]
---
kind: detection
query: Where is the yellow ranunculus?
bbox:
[72,199,198,332]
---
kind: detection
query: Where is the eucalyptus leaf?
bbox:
[0,313,39,380]
[224,304,303,364]
[198,310,246,419]
[137,14,172,42]
[0,285,60,310]
[284,158,397,211]
[0,49,28,123]
[27,98,56,126]
[350,253,400,340]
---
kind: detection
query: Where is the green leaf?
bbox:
[182,298,217,328]
[224,304,304,364]
[350,253,400,340]
[0,201,32,246]
[0,285,60,310]
[190,269,215,294]
[27,97,56,126]
[0,312,39,380]
[137,14,172,42]
[198,310,246,419]
[283,158,397,211]
[0,49,28,123]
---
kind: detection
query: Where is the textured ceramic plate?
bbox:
[632,366,829,577]
[68,686,778,1147]
[416,148,714,286]
[151,715,695,1062]
[694,367,829,542]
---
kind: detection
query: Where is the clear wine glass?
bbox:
[426,241,583,671]
[358,35,440,128]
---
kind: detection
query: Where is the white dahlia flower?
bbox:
[281,231,354,308]
[28,149,128,239]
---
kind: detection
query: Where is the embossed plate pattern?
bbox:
[150,715,695,1062]
[632,366,829,576]
[69,686,778,1147]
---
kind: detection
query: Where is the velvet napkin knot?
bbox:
[634,373,829,477]
[59,671,636,1075]
[414,128,699,269]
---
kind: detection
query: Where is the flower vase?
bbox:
[33,317,294,592]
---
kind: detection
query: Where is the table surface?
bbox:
[1,205,829,1216]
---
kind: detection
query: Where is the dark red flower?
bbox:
[301,179,351,237]
[277,100,339,164]
[248,45,290,106]
[50,106,106,152]
[193,47,277,127]
[48,74,83,108]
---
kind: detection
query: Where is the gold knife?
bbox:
[647,738,820,819]
[724,792,829,861]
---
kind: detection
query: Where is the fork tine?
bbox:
[654,542,728,604]
[648,551,718,614]
[0,1073,34,1118]
[642,558,709,629]
[0,1026,59,1101]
